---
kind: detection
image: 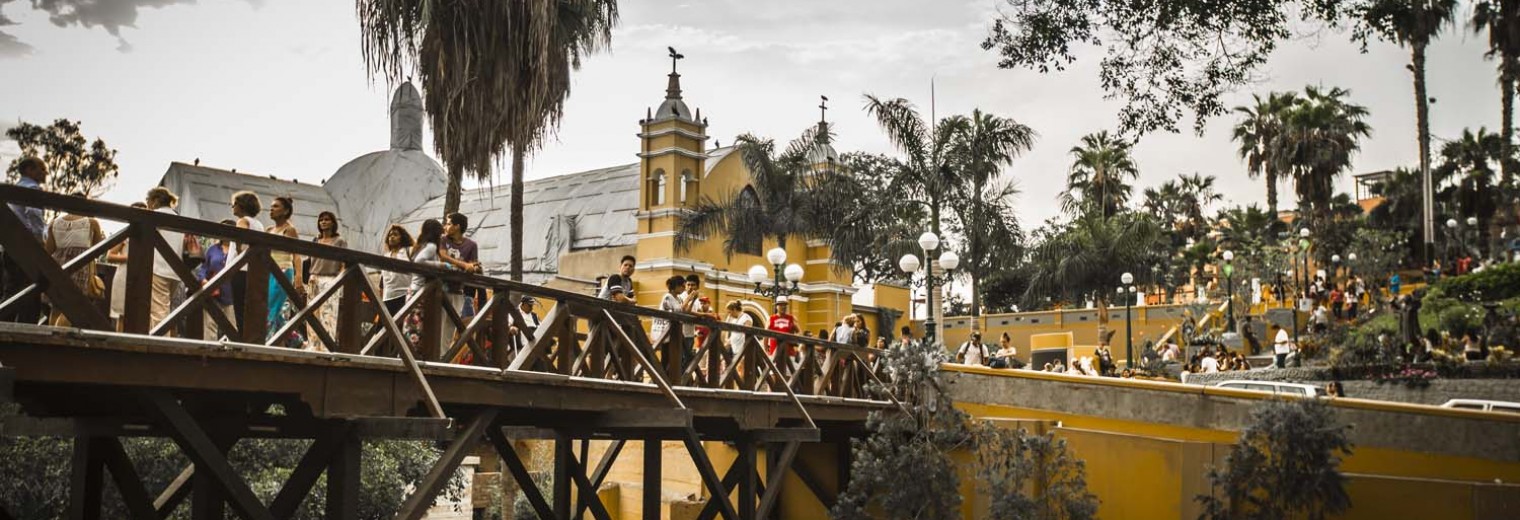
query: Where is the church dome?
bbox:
[656,97,693,122]
[324,81,447,254]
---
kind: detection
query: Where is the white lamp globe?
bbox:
[1222,250,1234,262]
[1349,253,1357,262]
[766,247,788,266]
[1446,218,1458,229]
[1300,228,1311,238]
[938,251,960,271]
[1332,254,1341,263]
[1467,216,1478,227]
[784,263,805,282]
[747,265,768,283]
[1121,272,1134,285]
[899,254,921,274]
[917,231,941,252]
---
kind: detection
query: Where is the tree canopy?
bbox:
[5,119,119,198]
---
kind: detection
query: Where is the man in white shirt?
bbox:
[1200,351,1220,373]
[956,331,989,366]
[145,187,184,335]
[1273,324,1292,368]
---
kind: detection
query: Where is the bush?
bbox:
[975,426,1099,520]
[1197,399,1353,520]
[1428,262,1520,302]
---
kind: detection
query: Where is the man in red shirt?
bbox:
[767,300,799,356]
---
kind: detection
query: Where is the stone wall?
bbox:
[1183,370,1520,406]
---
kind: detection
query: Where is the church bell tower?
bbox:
[637,47,709,256]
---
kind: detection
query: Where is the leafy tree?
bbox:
[678,126,863,272]
[1347,227,1407,284]
[1281,86,1371,231]
[982,0,1348,135]
[831,152,927,283]
[979,267,1032,313]
[356,0,619,280]
[1022,212,1167,307]
[975,426,1100,520]
[1233,92,1301,216]
[5,119,120,197]
[1197,399,1353,520]
[1352,0,1460,252]
[1061,131,1139,219]
[1471,0,1520,187]
[833,335,971,520]
[1436,127,1503,254]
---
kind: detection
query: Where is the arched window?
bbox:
[679,170,697,204]
[735,186,762,255]
[647,169,666,207]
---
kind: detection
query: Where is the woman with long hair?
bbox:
[305,211,346,351]
[266,196,304,346]
[44,192,105,327]
[379,224,414,316]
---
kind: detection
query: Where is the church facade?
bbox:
[159,61,906,342]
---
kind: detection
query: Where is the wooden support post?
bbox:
[755,442,799,520]
[554,433,573,520]
[490,290,513,370]
[241,247,269,343]
[335,268,364,354]
[269,429,340,520]
[395,410,497,520]
[98,438,156,520]
[682,429,739,520]
[190,471,223,520]
[566,447,614,520]
[836,441,852,498]
[68,437,105,520]
[643,437,661,520]
[118,225,158,334]
[418,281,443,361]
[325,427,360,520]
[485,428,555,520]
[139,390,272,520]
[737,441,757,520]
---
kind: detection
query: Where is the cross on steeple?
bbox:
[819,95,829,123]
[667,46,684,73]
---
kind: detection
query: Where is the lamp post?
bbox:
[1331,254,1341,286]
[1119,272,1135,368]
[1298,228,1311,300]
[1446,218,1459,265]
[898,231,960,348]
[1222,251,1235,331]
[1467,216,1480,259]
[748,247,805,301]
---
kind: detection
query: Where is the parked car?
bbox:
[1439,399,1520,414]
[1213,380,1327,398]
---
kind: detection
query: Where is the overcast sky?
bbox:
[0,0,1506,233]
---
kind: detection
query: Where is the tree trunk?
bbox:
[1414,43,1436,267]
[1502,60,1515,188]
[443,163,463,217]
[510,144,526,281]
[1265,170,1278,217]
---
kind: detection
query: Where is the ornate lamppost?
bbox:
[1298,227,1311,299]
[898,231,959,348]
[1118,272,1135,368]
[1222,250,1235,331]
[748,247,804,300]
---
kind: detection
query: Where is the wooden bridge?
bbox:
[0,185,897,520]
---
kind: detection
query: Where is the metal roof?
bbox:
[397,161,641,276]
[158,162,338,239]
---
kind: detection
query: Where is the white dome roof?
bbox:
[325,149,447,254]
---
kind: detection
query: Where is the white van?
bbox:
[1440,399,1520,414]
[1214,380,1327,398]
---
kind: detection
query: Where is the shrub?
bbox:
[1428,262,1520,302]
[1197,399,1353,520]
[976,426,1099,520]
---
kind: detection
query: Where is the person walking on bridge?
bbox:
[2,157,48,325]
[145,187,184,335]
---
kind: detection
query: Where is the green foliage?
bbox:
[1197,399,1353,520]
[1062,131,1139,219]
[512,473,554,520]
[1021,211,1168,307]
[975,426,1100,520]
[1428,261,1520,302]
[833,339,971,520]
[5,119,120,197]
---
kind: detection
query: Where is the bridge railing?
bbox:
[0,185,897,422]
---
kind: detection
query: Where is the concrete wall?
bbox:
[1185,370,1520,406]
[946,364,1520,519]
[926,303,1203,365]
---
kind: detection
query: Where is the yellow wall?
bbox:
[931,305,1193,365]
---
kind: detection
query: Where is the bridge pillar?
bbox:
[643,436,662,520]
[67,437,105,520]
[554,432,573,519]
[326,427,361,520]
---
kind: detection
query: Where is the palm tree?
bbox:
[1232,92,1300,216]
[1281,86,1372,230]
[944,109,1035,323]
[1022,212,1167,307]
[1355,0,1459,263]
[356,0,619,280]
[1062,131,1139,219]
[676,126,847,258]
[1437,127,1504,253]
[1472,0,1520,187]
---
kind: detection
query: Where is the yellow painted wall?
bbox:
[931,305,1192,365]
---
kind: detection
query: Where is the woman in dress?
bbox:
[305,211,346,351]
[265,196,305,345]
[379,224,414,316]
[44,192,105,327]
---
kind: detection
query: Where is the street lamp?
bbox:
[1447,218,1459,263]
[898,231,960,347]
[1298,228,1311,300]
[1119,271,1135,369]
[1331,254,1341,285]
[749,247,804,300]
[1222,251,1235,331]
[1347,252,1357,280]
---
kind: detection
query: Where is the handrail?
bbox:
[0,184,892,411]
